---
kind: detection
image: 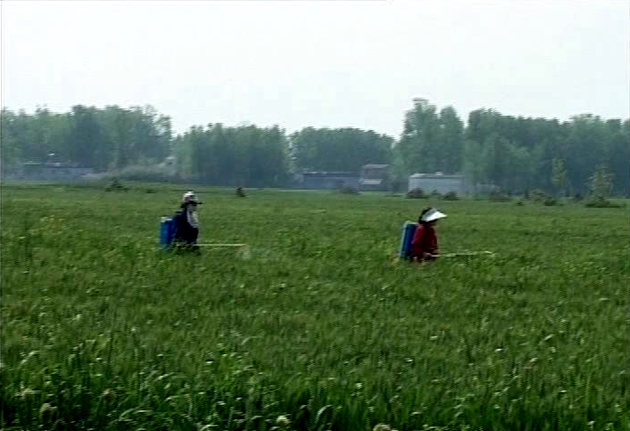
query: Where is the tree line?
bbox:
[398,98,629,195]
[1,105,172,172]
[174,123,289,188]
[2,101,628,194]
[398,99,630,194]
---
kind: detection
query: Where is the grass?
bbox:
[1,183,628,430]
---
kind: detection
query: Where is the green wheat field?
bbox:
[1,183,628,431]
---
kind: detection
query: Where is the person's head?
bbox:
[181,191,202,210]
[418,207,447,226]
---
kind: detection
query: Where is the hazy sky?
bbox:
[2,0,629,138]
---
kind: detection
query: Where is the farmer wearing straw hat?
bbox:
[409,207,447,262]
[172,191,202,250]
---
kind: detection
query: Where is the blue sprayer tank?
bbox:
[160,217,174,248]
[399,221,418,259]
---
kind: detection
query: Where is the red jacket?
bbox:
[410,224,438,259]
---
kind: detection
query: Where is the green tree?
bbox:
[462,139,487,190]
[605,119,630,195]
[564,114,609,194]
[504,142,535,192]
[99,106,134,170]
[482,133,510,188]
[435,106,465,174]
[290,127,392,172]
[173,123,290,187]
[0,109,22,167]
[66,105,111,170]
[396,98,441,175]
[551,158,570,197]
[588,164,614,198]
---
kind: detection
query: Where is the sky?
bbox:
[2,0,629,138]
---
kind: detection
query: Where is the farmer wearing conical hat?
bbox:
[409,207,447,262]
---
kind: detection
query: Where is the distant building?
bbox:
[359,164,390,191]
[408,172,468,194]
[293,171,360,190]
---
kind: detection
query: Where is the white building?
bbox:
[408,172,468,194]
